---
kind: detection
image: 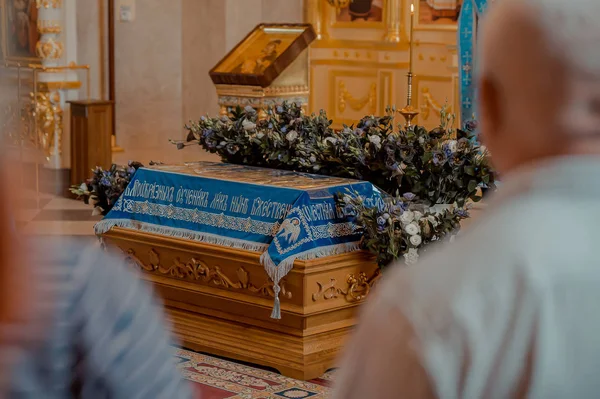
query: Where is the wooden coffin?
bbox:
[102,226,379,381]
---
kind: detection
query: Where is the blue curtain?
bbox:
[457,0,490,126]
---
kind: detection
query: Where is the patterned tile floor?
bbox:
[16,191,334,398]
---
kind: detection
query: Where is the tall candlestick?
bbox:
[409,3,414,73]
[399,2,420,128]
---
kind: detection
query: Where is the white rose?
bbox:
[286,130,298,143]
[418,136,425,145]
[242,120,256,131]
[404,222,420,236]
[323,137,337,146]
[256,132,265,139]
[413,211,423,221]
[426,215,439,227]
[403,248,419,265]
[446,140,458,153]
[368,135,382,149]
[410,234,422,246]
[399,210,415,225]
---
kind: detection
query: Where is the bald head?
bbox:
[478,0,600,174]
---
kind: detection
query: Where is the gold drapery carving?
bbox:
[338,81,377,113]
[419,87,451,120]
[126,249,292,300]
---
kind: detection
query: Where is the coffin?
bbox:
[96,162,383,380]
[102,227,379,380]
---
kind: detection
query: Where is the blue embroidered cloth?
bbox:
[95,162,383,318]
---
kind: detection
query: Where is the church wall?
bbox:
[113,0,184,163]
[76,0,104,101]
[75,0,303,165]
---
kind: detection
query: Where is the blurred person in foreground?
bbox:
[0,161,192,396]
[333,0,600,397]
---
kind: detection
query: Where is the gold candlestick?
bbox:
[399,2,419,128]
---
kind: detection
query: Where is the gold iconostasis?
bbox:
[307,0,461,129]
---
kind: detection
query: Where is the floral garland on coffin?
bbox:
[337,191,468,268]
[70,161,144,216]
[179,103,495,207]
[72,104,495,268]
[173,103,495,268]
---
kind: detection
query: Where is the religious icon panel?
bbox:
[0,0,41,62]
[210,24,315,88]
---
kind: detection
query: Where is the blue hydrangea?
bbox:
[403,192,416,201]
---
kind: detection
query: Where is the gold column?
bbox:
[385,0,401,42]
[305,0,324,40]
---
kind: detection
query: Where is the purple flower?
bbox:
[377,216,386,226]
[268,123,273,129]
[377,225,385,233]
[432,151,447,166]
[403,192,416,201]
[464,120,478,132]
[281,126,287,133]
[127,166,136,175]
[455,209,470,218]
[457,138,470,152]
[202,129,214,139]
[99,177,111,186]
[226,143,240,155]
[442,143,453,158]
[200,116,207,121]
[277,106,284,113]
[244,105,256,113]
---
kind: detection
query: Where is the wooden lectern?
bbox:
[68,100,114,186]
[209,24,315,117]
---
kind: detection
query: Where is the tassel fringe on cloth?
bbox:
[95,219,361,319]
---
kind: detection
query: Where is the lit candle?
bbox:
[409,3,415,74]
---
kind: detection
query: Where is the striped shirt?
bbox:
[1,237,193,398]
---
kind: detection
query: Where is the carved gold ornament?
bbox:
[36,0,62,8]
[31,91,62,157]
[338,81,377,114]
[326,0,352,10]
[312,270,381,303]
[36,37,64,60]
[37,20,62,35]
[126,249,292,300]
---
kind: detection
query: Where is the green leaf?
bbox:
[467,180,478,192]
[464,165,475,176]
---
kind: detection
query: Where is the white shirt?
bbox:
[333,157,600,398]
